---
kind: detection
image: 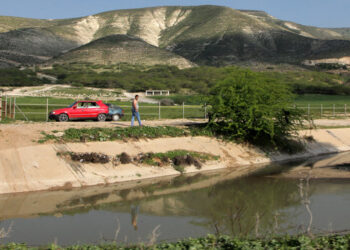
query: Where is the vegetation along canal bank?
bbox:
[0,123,350,195]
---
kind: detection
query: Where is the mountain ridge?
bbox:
[1,5,350,68]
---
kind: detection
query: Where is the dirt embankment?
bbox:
[0,121,350,195]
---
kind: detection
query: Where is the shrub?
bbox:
[159,98,175,106]
[207,69,305,151]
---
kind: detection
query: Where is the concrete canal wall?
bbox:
[1,128,350,195]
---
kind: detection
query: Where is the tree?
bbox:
[207,69,305,151]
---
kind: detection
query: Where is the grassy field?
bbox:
[293,94,350,118]
[294,94,350,105]
[2,94,350,122]
[6,96,206,121]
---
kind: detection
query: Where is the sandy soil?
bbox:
[313,119,350,127]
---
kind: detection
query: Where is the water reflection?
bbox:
[0,158,350,245]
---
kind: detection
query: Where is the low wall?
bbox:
[1,128,350,195]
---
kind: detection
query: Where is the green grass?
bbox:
[294,94,350,105]
[150,94,208,105]
[293,94,350,118]
[39,126,190,143]
[2,234,350,249]
[0,118,16,124]
[38,126,219,144]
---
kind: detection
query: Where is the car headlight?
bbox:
[52,111,56,114]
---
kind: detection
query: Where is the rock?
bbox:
[172,155,202,169]
[185,155,195,165]
[32,161,39,168]
[160,98,175,106]
[173,156,187,166]
[193,159,202,169]
[53,132,64,137]
[70,152,110,164]
[161,156,171,164]
[80,135,89,142]
[153,157,163,167]
[120,152,132,164]
[112,157,120,166]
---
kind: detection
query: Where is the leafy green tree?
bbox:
[207,69,305,151]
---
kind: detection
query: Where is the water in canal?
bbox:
[0,154,350,246]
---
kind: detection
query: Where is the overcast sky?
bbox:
[0,0,349,28]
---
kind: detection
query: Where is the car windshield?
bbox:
[106,103,120,109]
[68,102,77,108]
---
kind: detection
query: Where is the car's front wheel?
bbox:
[58,113,69,122]
[97,113,106,122]
[112,114,120,121]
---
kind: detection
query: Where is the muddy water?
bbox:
[0,155,350,246]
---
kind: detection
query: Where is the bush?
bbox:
[207,69,305,150]
[160,98,175,106]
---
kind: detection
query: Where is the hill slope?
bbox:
[0,28,78,67]
[52,35,194,69]
[1,5,350,67]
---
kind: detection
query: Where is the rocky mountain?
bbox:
[52,34,194,68]
[0,28,78,67]
[1,5,350,68]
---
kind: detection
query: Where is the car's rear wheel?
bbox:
[112,114,120,121]
[58,113,69,122]
[97,113,106,122]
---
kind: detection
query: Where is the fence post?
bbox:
[13,97,16,120]
[333,104,335,117]
[204,103,207,119]
[4,96,7,119]
[307,104,310,119]
[345,104,347,117]
[0,95,2,121]
[9,97,12,119]
[158,101,161,120]
[320,104,323,118]
[182,102,185,119]
[46,98,49,122]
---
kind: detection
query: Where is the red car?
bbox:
[49,100,124,122]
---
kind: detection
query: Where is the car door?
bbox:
[86,102,101,118]
[70,102,87,119]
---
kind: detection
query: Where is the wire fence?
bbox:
[0,96,207,122]
[295,104,349,119]
[1,96,349,122]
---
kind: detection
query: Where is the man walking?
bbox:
[131,95,142,126]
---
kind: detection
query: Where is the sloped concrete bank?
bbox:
[1,128,350,195]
